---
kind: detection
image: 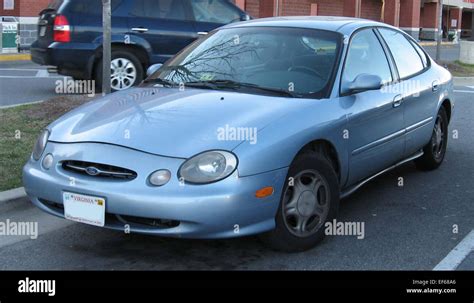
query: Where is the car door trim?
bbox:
[352,129,405,156]
[405,116,433,133]
[352,116,433,156]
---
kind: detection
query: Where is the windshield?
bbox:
[147,27,342,98]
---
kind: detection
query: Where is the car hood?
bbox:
[48,87,306,158]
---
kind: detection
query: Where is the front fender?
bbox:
[233,99,349,185]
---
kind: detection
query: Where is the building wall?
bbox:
[0,0,50,16]
[245,0,261,17]
[361,0,382,21]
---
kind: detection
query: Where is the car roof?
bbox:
[223,16,397,36]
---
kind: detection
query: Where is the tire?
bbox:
[415,107,448,171]
[95,50,144,92]
[260,152,340,252]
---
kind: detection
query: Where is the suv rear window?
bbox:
[47,0,64,10]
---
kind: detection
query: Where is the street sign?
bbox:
[1,22,18,53]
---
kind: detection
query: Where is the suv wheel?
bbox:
[95,50,144,92]
[260,152,340,252]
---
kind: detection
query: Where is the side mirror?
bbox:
[344,74,383,94]
[240,14,251,21]
[147,64,163,77]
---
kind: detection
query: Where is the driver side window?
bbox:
[342,29,392,91]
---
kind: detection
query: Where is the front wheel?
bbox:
[95,50,144,92]
[415,107,448,171]
[260,152,340,252]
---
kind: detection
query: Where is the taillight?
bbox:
[53,15,70,43]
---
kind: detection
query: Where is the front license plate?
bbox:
[63,192,106,227]
[39,26,46,37]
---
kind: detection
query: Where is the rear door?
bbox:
[377,28,438,157]
[127,0,197,63]
[67,0,129,44]
[190,0,244,34]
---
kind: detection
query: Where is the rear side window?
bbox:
[378,28,425,79]
[410,40,429,68]
[69,0,124,14]
[131,0,188,20]
[191,0,241,24]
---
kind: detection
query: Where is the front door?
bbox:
[340,29,405,186]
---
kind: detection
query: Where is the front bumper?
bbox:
[23,142,287,239]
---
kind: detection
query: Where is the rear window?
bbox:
[47,0,64,10]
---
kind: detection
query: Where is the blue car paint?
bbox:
[23,17,454,238]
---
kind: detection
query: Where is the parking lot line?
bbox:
[433,230,474,270]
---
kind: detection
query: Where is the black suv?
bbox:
[31,0,250,91]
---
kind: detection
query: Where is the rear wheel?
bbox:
[415,107,448,171]
[260,152,340,252]
[95,50,144,92]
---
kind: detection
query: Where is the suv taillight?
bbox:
[53,15,70,43]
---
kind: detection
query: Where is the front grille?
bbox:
[118,215,180,229]
[40,199,64,214]
[62,160,137,180]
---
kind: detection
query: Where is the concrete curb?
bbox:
[0,187,26,205]
[0,54,31,62]
[419,41,457,47]
[453,77,474,86]
[0,99,44,110]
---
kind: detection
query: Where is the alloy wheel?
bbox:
[282,169,331,238]
[110,58,137,91]
[432,114,445,160]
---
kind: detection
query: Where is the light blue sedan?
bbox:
[23,17,454,252]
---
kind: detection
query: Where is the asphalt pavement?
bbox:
[0,61,69,107]
[0,88,472,270]
[423,44,460,62]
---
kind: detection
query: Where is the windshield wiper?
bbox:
[185,80,299,97]
[142,78,177,87]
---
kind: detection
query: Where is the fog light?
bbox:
[149,170,171,186]
[42,154,54,170]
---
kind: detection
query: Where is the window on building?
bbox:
[342,29,392,90]
[378,28,425,79]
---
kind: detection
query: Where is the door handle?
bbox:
[432,80,439,92]
[197,32,208,36]
[393,94,404,108]
[131,27,149,33]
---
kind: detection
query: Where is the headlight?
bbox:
[32,129,50,161]
[179,151,238,184]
